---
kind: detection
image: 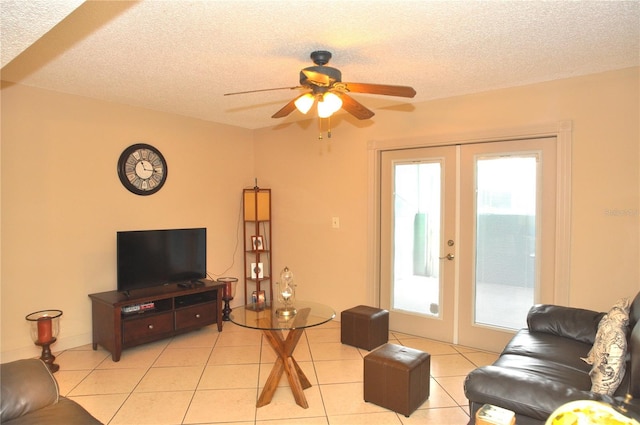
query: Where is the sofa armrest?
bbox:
[4,398,103,425]
[1,359,59,423]
[464,365,612,421]
[527,304,605,344]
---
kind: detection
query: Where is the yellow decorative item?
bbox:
[545,400,639,425]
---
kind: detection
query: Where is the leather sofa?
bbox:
[464,291,640,425]
[0,358,102,424]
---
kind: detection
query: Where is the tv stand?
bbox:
[88,280,224,361]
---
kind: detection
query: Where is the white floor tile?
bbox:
[52,321,480,424]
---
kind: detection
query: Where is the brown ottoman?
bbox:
[364,343,430,417]
[341,305,389,350]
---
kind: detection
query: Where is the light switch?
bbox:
[332,217,340,228]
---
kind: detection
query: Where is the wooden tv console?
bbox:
[88,280,224,361]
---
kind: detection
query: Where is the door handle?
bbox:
[439,253,455,260]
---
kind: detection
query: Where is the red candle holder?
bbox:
[217,277,238,321]
[25,309,63,373]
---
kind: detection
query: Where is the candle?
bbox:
[225,281,232,299]
[37,318,53,343]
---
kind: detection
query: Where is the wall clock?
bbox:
[117,143,167,195]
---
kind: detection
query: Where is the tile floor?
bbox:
[54,319,498,425]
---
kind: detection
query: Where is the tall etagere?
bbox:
[243,187,272,307]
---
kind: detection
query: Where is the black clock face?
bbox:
[117,143,167,195]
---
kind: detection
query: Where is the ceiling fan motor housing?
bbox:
[299,66,342,85]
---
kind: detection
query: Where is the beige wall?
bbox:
[1,83,254,361]
[2,67,638,361]
[255,67,639,314]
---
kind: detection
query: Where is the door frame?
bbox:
[366,121,573,343]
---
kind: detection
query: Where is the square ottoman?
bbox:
[340,305,389,350]
[364,343,431,417]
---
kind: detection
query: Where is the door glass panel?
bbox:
[474,155,537,329]
[393,161,441,316]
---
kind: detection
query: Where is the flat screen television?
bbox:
[117,228,207,294]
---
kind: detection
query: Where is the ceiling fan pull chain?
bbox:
[327,116,332,138]
[318,118,323,140]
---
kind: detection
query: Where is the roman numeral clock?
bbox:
[117,143,167,195]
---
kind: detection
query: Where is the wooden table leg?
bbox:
[257,327,311,408]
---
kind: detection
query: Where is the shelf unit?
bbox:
[88,280,224,361]
[243,187,272,307]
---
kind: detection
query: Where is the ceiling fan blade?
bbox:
[341,94,375,120]
[343,82,416,98]
[224,86,300,96]
[302,69,333,86]
[271,95,303,119]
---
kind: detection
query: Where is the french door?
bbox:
[380,146,457,342]
[379,137,557,351]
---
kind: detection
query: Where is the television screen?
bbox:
[117,228,206,293]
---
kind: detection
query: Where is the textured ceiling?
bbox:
[0,0,84,66]
[2,0,639,130]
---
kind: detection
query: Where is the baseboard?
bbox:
[0,332,93,364]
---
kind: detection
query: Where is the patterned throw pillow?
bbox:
[581,297,630,395]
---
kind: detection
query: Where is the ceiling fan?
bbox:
[224,51,417,121]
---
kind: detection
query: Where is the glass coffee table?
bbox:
[230,300,335,408]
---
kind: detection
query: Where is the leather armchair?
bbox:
[0,358,102,425]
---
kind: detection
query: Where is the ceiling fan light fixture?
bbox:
[294,93,315,114]
[317,92,342,118]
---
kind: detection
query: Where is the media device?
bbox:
[117,228,207,294]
